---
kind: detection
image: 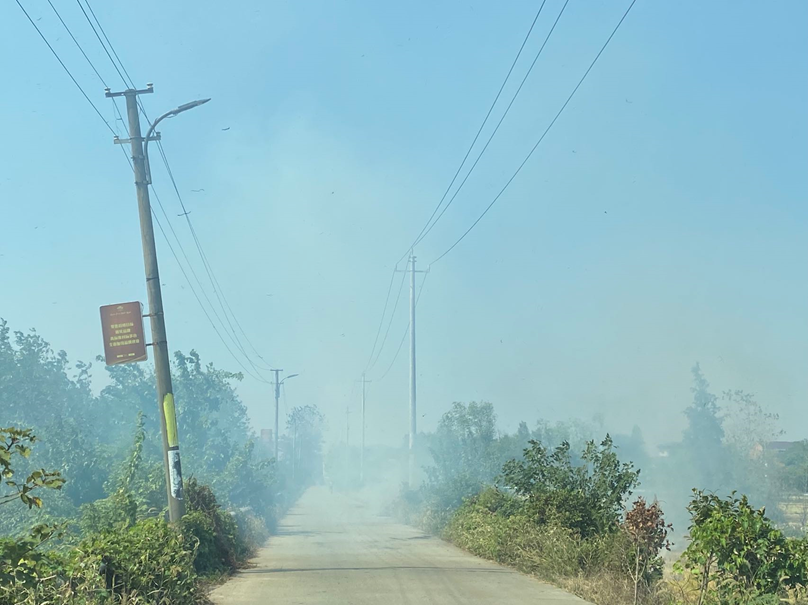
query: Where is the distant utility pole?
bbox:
[397,254,428,488]
[359,374,371,484]
[272,369,283,461]
[272,369,299,462]
[106,84,195,523]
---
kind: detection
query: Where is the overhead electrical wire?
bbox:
[45,0,129,138]
[414,0,571,248]
[154,142,275,372]
[46,0,106,86]
[365,1,560,375]
[396,1,550,266]
[366,268,408,374]
[74,0,129,88]
[149,202,271,384]
[364,2,554,381]
[431,0,639,265]
[374,272,429,383]
[363,268,398,373]
[14,0,116,136]
[113,146,269,382]
[18,0,273,382]
[70,0,276,377]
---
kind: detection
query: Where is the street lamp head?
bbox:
[285,374,299,381]
[174,98,211,115]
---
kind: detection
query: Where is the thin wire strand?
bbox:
[46,0,106,86]
[74,0,128,88]
[363,268,398,373]
[150,201,271,384]
[154,142,274,372]
[84,0,136,86]
[76,6,274,373]
[375,272,429,382]
[396,2,549,266]
[415,0,571,248]
[366,267,408,373]
[15,0,115,135]
[150,179,269,377]
[431,0,638,265]
[115,146,269,382]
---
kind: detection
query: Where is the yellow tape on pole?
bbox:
[163,393,179,448]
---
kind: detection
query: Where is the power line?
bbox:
[375,272,428,382]
[414,0,571,249]
[396,1,549,265]
[14,0,115,136]
[153,142,275,373]
[74,0,129,88]
[45,0,129,136]
[150,200,271,384]
[115,147,269,382]
[18,0,273,382]
[363,268,398,373]
[431,0,638,265]
[46,0,106,87]
[83,0,137,87]
[150,179,270,377]
[366,268,408,373]
[71,0,275,374]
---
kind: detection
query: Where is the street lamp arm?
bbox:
[144,98,211,185]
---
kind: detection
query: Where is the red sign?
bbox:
[100,302,148,366]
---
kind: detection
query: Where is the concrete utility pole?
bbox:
[409,255,417,488]
[395,255,427,488]
[106,84,207,523]
[272,370,298,461]
[359,373,371,484]
[273,369,283,461]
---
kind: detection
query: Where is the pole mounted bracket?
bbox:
[105,83,155,98]
[114,133,161,145]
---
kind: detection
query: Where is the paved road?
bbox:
[210,486,589,605]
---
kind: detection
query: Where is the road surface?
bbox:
[210,486,589,605]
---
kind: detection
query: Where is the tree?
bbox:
[721,389,784,511]
[682,363,727,491]
[285,405,324,488]
[501,435,640,537]
[623,497,672,605]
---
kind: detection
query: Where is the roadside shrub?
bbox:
[623,497,672,605]
[184,478,240,572]
[678,490,808,602]
[74,517,198,605]
[445,488,635,582]
[0,525,68,605]
[501,436,640,538]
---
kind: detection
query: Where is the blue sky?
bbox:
[1,0,806,447]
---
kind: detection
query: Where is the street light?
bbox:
[273,371,299,461]
[143,98,211,185]
[104,84,210,523]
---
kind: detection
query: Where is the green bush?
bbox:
[501,436,640,538]
[444,488,633,582]
[183,477,268,574]
[75,517,198,604]
[678,490,808,602]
